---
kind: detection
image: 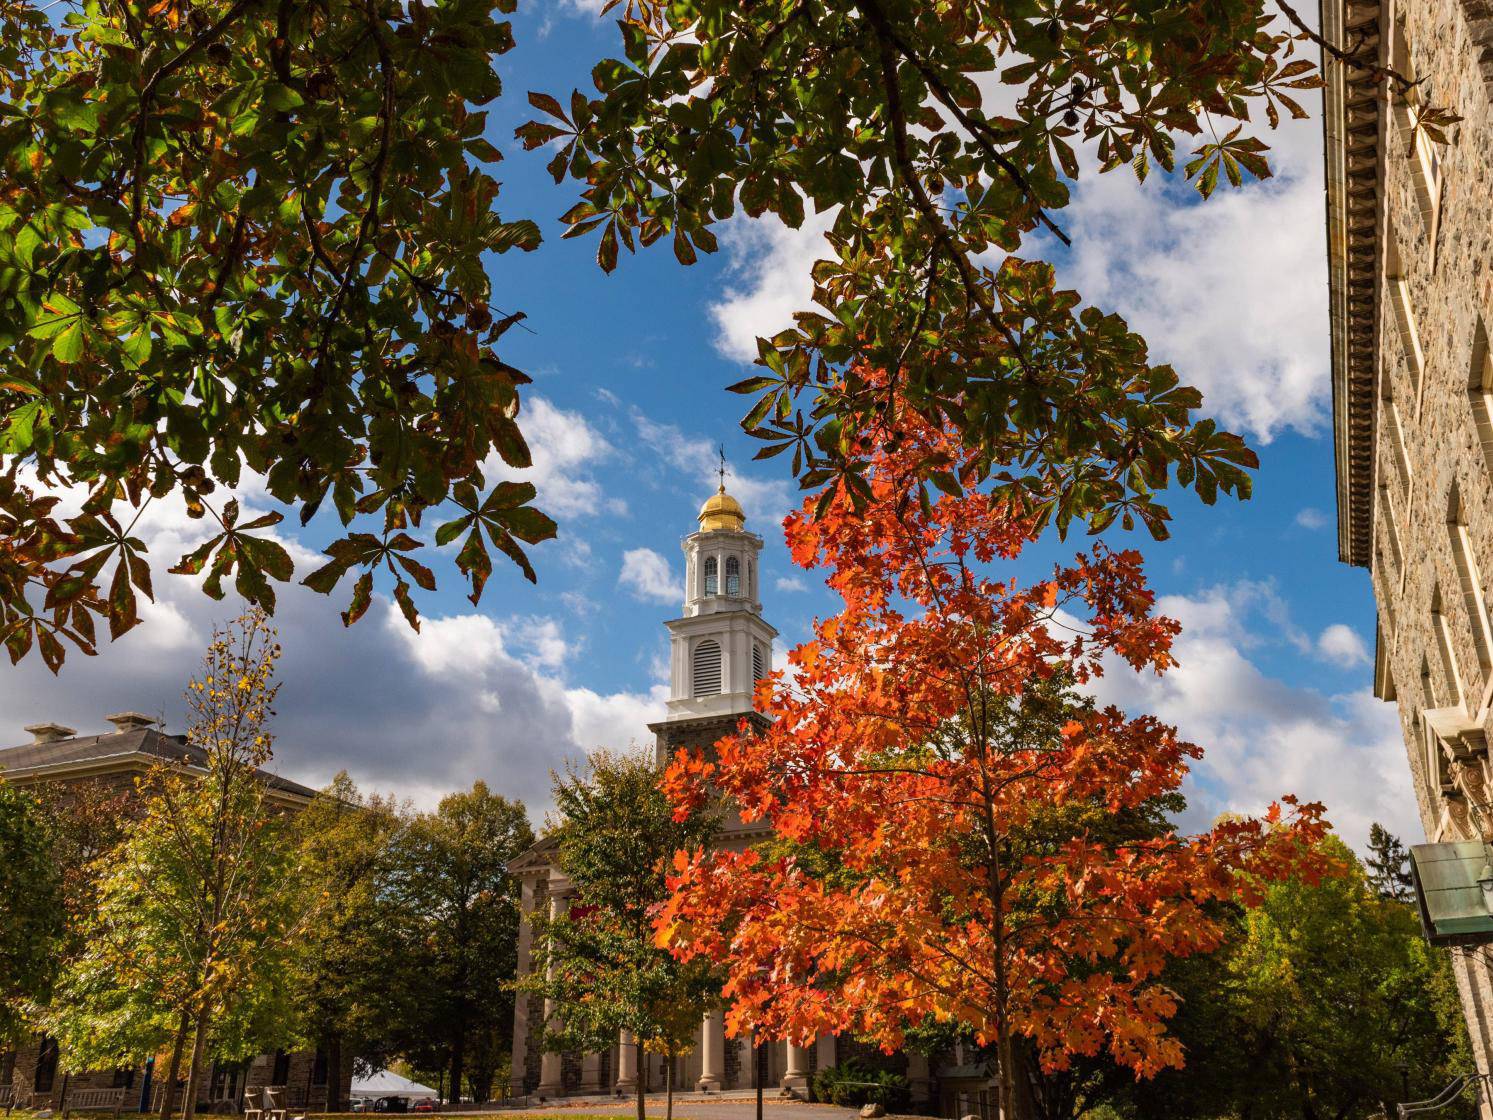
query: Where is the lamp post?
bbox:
[1478,861,1493,916]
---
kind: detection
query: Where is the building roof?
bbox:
[0,726,320,804]
[1323,0,1385,569]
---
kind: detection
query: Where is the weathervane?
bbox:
[717,444,728,492]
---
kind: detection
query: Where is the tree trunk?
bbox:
[179,1007,211,1120]
[635,1043,646,1120]
[665,1052,674,1120]
[449,1038,465,1107]
[159,1013,190,1120]
[325,1036,343,1113]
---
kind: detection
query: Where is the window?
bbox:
[704,556,718,596]
[1433,586,1464,708]
[693,640,722,696]
[33,1037,57,1094]
[1380,485,1405,580]
[1381,378,1412,491]
[271,1051,290,1087]
[111,1068,136,1090]
[1376,546,1397,636]
[1448,484,1493,683]
[1385,238,1425,404]
[1389,19,1443,239]
[312,1049,328,1088]
[725,556,740,596]
[753,643,766,681]
[1469,322,1493,479]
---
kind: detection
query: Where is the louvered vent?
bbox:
[693,639,722,695]
[753,643,765,681]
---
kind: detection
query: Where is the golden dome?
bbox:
[698,486,746,532]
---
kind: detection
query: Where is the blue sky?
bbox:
[0,5,1414,849]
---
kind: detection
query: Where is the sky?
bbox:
[0,6,1417,850]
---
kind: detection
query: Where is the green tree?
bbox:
[391,781,532,1105]
[44,611,313,1120]
[521,750,720,1120]
[4,0,1458,670]
[1124,835,1473,1120]
[1366,822,1415,904]
[0,782,64,1043]
[0,0,553,668]
[291,772,413,1111]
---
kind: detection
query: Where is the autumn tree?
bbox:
[0,782,64,1042]
[44,611,312,1120]
[520,750,719,1120]
[388,781,532,1106]
[658,411,1332,1119]
[290,773,414,1112]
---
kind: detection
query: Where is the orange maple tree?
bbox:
[657,401,1332,1115]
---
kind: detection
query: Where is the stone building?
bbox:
[1325,0,1493,1106]
[507,488,934,1102]
[0,716,351,1112]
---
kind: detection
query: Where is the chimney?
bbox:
[24,722,76,745]
[104,712,157,734]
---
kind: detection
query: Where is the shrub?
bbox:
[811,1062,911,1111]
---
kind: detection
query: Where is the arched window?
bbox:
[725,556,741,595]
[704,556,718,595]
[693,639,722,696]
[753,643,766,681]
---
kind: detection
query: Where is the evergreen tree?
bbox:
[1367,823,1415,903]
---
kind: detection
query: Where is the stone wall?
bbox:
[1360,0,1493,1111]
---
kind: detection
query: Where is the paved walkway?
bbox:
[495,1093,881,1120]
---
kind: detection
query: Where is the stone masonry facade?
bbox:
[1327,0,1493,1110]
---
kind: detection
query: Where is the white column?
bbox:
[781,1040,809,1093]
[508,875,536,1095]
[906,1052,931,1104]
[535,892,567,1098]
[580,1052,603,1094]
[697,1011,724,1092]
[615,1031,637,1096]
[815,1033,835,1073]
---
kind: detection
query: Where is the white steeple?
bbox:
[663,479,777,722]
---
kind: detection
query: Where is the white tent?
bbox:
[349,1070,438,1102]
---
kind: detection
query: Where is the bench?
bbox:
[65,1087,126,1112]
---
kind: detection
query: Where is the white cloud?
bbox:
[618,548,678,604]
[1060,106,1327,442]
[1316,623,1370,669]
[492,396,625,520]
[0,486,660,815]
[630,409,796,529]
[707,209,838,364]
[1296,507,1329,530]
[775,575,809,593]
[1088,583,1417,853]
